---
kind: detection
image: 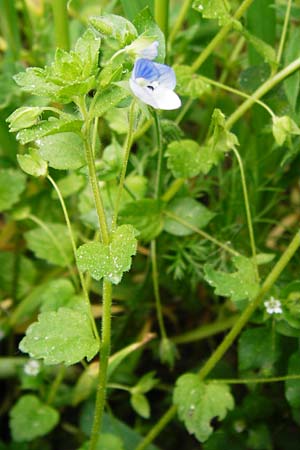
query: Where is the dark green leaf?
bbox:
[285,352,300,409]
[0,169,26,212]
[193,0,231,25]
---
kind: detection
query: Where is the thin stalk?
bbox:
[89,281,112,450]
[46,366,66,405]
[199,75,275,117]
[162,178,185,203]
[219,36,245,84]
[135,230,300,450]
[226,57,300,130]
[276,0,292,66]
[47,174,99,341]
[155,0,169,42]
[28,214,78,288]
[164,211,239,256]
[175,98,194,125]
[51,0,70,50]
[191,0,254,72]
[153,111,163,198]
[213,374,300,384]
[111,101,136,231]
[151,240,167,340]
[231,147,259,280]
[168,0,192,47]
[0,0,21,60]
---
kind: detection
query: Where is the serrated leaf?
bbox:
[130,393,150,419]
[74,29,101,79]
[173,374,234,442]
[204,256,259,308]
[164,197,215,236]
[9,395,59,442]
[0,169,26,212]
[37,132,85,170]
[90,14,137,46]
[16,117,83,145]
[133,7,165,63]
[238,326,280,372]
[193,0,231,25]
[17,148,48,177]
[77,224,137,284]
[285,352,300,409]
[91,85,129,119]
[118,199,164,241]
[166,139,209,178]
[175,65,211,99]
[25,223,73,267]
[13,67,59,98]
[19,308,99,365]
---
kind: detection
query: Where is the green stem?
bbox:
[27,214,78,288]
[191,0,254,72]
[168,0,192,47]
[161,178,185,203]
[231,146,259,280]
[276,0,292,66]
[0,0,21,61]
[212,374,300,385]
[172,315,239,344]
[153,111,163,198]
[111,101,136,231]
[46,366,66,405]
[89,281,112,450]
[175,98,194,125]
[226,57,300,129]
[135,230,300,450]
[151,240,167,340]
[155,0,169,42]
[47,174,99,341]
[164,211,239,256]
[219,36,245,84]
[51,0,70,50]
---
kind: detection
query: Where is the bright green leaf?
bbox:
[272,115,300,146]
[51,172,86,199]
[37,132,85,170]
[175,65,211,99]
[173,374,234,442]
[9,395,59,442]
[285,352,300,409]
[238,326,280,372]
[13,67,59,98]
[19,307,99,365]
[7,106,43,132]
[133,7,165,63]
[80,434,124,450]
[210,108,239,153]
[17,148,48,177]
[89,14,138,46]
[119,199,163,241]
[130,393,150,419]
[77,224,137,284]
[193,0,231,25]
[25,223,73,267]
[164,197,215,236]
[166,139,209,178]
[204,256,259,308]
[74,29,101,79]
[0,169,26,212]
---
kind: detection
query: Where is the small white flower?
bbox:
[23,359,41,376]
[129,58,181,110]
[264,297,283,315]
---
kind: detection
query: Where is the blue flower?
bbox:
[129,58,181,110]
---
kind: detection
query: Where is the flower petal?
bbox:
[133,58,159,82]
[129,78,158,108]
[152,62,176,89]
[151,86,181,110]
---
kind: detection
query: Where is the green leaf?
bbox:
[51,172,86,199]
[0,169,26,212]
[175,65,211,99]
[284,27,300,110]
[120,0,154,21]
[272,115,300,146]
[9,395,59,442]
[74,29,101,79]
[164,197,215,236]
[0,252,36,299]
[173,374,234,442]
[285,352,300,409]
[204,256,259,308]
[13,67,59,98]
[193,0,231,25]
[241,28,277,70]
[90,85,129,119]
[238,326,280,372]
[77,224,137,284]
[166,139,209,178]
[209,108,239,153]
[17,148,48,177]
[25,223,73,267]
[80,434,124,450]
[133,7,165,63]
[89,14,138,46]
[19,307,99,365]
[7,106,43,132]
[119,199,164,241]
[37,132,85,170]
[16,117,83,145]
[97,138,123,181]
[130,393,150,419]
